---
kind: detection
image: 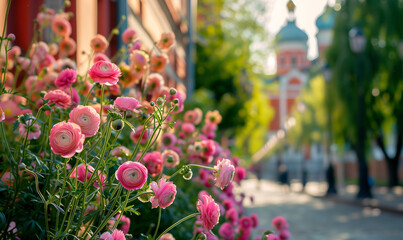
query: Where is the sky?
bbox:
[265,0,337,73]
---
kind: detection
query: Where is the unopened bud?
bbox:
[111,119,124,131]
[64,0,71,7]
[138,192,154,203]
[173,98,179,104]
[169,88,177,95]
[156,97,164,106]
[196,233,207,240]
[183,169,193,180]
[150,101,155,106]
[19,163,26,170]
[7,33,15,42]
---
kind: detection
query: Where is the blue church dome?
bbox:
[316,7,335,30]
[276,20,308,43]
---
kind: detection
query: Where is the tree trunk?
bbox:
[387,159,399,188]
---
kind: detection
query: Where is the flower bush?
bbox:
[0,3,290,240]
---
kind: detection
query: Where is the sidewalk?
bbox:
[236,179,403,240]
[301,181,403,215]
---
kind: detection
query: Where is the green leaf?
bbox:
[50,203,65,214]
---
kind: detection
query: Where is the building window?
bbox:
[292,55,296,68]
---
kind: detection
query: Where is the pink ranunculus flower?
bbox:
[89,60,122,85]
[115,161,148,191]
[142,151,164,177]
[111,146,130,158]
[144,73,164,96]
[225,208,238,226]
[266,234,280,240]
[49,121,85,158]
[162,149,180,168]
[179,122,195,139]
[94,52,111,63]
[55,68,77,88]
[69,164,94,183]
[196,194,220,231]
[130,126,151,145]
[239,216,253,230]
[90,34,109,53]
[218,222,234,240]
[183,110,197,124]
[19,119,41,140]
[272,216,289,231]
[122,28,137,44]
[213,158,235,190]
[250,213,259,229]
[114,213,131,234]
[44,89,72,109]
[157,32,175,50]
[100,229,126,240]
[0,106,5,122]
[68,105,100,137]
[234,166,246,184]
[160,132,177,148]
[149,178,177,209]
[114,97,141,112]
[61,87,80,105]
[160,233,175,240]
[278,230,291,240]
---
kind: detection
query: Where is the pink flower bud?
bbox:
[213,159,235,190]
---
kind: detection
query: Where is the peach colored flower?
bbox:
[115,161,148,191]
[157,32,175,50]
[142,151,164,177]
[44,90,71,108]
[114,97,141,112]
[122,28,137,44]
[90,34,109,53]
[69,105,100,137]
[49,43,59,56]
[18,119,41,140]
[144,73,164,96]
[149,178,177,209]
[119,62,139,87]
[36,8,54,26]
[183,110,197,124]
[150,53,169,73]
[205,110,222,125]
[7,46,21,61]
[197,194,220,230]
[193,108,203,124]
[49,121,85,158]
[129,50,149,79]
[89,61,121,85]
[162,149,180,168]
[55,68,77,88]
[141,101,154,114]
[0,100,31,124]
[213,159,235,190]
[59,37,76,56]
[160,233,175,240]
[51,16,72,37]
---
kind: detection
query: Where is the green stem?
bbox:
[55,158,70,233]
[153,207,162,240]
[155,213,200,240]
[83,83,96,106]
[99,84,105,120]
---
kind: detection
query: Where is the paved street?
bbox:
[237,179,403,240]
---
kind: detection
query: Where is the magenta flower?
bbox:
[115,161,148,191]
[49,122,85,158]
[162,149,180,168]
[179,122,195,139]
[44,90,72,109]
[218,222,234,240]
[89,60,121,85]
[114,97,141,112]
[213,158,235,190]
[55,68,77,88]
[238,228,252,240]
[94,53,111,63]
[250,213,259,229]
[196,194,220,230]
[278,230,291,240]
[225,208,238,226]
[68,105,100,137]
[100,229,126,240]
[130,126,151,145]
[266,234,280,240]
[142,151,164,177]
[150,178,177,209]
[61,87,80,105]
[234,166,246,184]
[18,119,41,140]
[239,216,253,230]
[112,214,131,234]
[272,216,289,231]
